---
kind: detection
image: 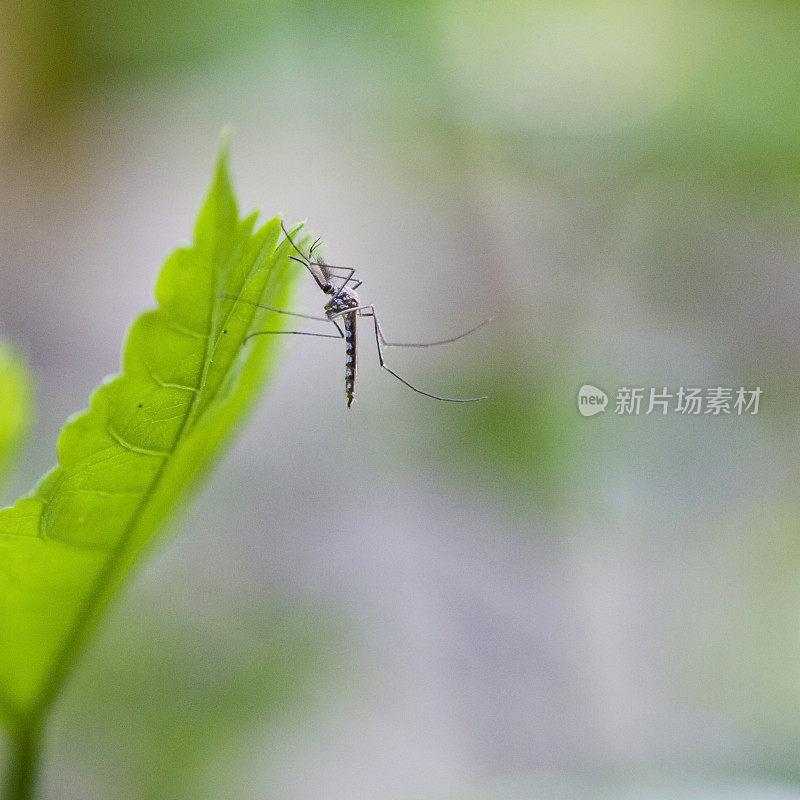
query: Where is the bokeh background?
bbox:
[2,1,800,798]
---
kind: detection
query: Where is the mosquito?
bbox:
[222,223,489,408]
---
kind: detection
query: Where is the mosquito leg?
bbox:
[327,305,376,320]
[220,293,330,323]
[330,319,345,338]
[365,306,486,403]
[324,272,362,293]
[246,319,344,344]
[245,328,343,344]
[304,264,362,292]
[323,266,365,294]
[331,269,357,299]
[360,308,491,348]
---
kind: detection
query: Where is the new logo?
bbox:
[577,384,608,417]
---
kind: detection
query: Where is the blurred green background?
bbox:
[2,1,800,798]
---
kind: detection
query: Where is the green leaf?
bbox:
[0,140,301,736]
[0,344,31,487]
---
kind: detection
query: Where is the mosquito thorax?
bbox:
[325,286,360,316]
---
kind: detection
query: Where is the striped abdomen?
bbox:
[344,312,357,408]
[324,285,360,409]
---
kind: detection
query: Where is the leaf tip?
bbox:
[192,130,239,247]
[213,127,234,188]
[217,125,233,156]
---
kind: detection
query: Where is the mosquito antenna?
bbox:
[219,292,329,321]
[375,317,492,348]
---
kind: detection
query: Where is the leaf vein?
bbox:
[147,367,199,393]
[106,425,170,458]
[167,321,209,340]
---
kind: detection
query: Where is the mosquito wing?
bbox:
[307,259,329,288]
[317,259,336,285]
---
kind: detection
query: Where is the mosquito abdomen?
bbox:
[344,312,356,408]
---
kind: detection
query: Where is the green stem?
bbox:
[3,722,42,800]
